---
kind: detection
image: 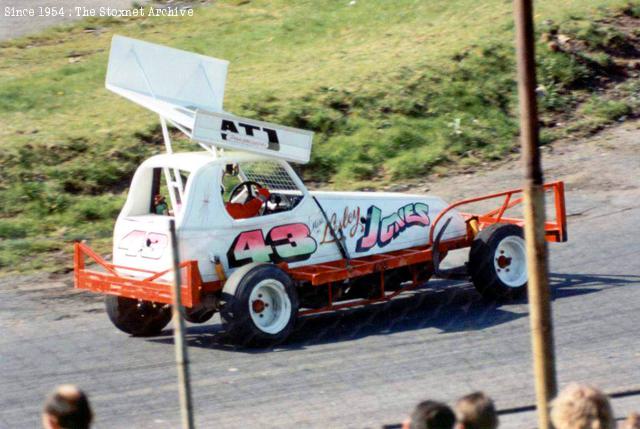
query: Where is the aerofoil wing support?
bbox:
[105,35,314,164]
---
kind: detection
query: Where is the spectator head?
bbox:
[623,413,640,429]
[403,400,456,429]
[42,385,92,429]
[454,391,498,429]
[550,383,614,429]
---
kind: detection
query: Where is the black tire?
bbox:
[220,263,299,346]
[468,224,528,300]
[105,295,172,336]
[183,305,215,324]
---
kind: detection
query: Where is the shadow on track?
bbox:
[147,272,639,352]
[549,272,639,299]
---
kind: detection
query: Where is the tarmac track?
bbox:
[1,121,639,428]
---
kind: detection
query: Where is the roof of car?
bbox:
[139,151,285,172]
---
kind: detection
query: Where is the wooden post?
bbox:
[169,220,196,429]
[513,1,558,429]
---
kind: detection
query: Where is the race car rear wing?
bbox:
[106,35,228,131]
[105,35,314,164]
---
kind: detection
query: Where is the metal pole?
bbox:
[513,1,558,429]
[169,220,195,429]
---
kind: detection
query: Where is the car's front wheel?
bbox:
[468,223,528,300]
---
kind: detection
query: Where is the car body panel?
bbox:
[112,152,467,282]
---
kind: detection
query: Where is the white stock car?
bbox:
[74,36,568,345]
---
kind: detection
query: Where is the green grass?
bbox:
[582,97,632,120]
[0,0,637,273]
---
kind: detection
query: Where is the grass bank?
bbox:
[0,0,639,273]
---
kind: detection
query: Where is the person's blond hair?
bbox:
[454,392,498,429]
[550,383,615,429]
[622,412,640,429]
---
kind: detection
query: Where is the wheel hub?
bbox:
[493,235,527,287]
[248,279,292,334]
[496,255,512,269]
[252,299,266,314]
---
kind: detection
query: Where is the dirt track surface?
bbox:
[1,122,639,428]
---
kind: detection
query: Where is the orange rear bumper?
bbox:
[74,242,206,307]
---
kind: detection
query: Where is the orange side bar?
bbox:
[288,236,469,286]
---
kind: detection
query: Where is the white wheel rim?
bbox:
[493,235,527,287]
[248,279,292,334]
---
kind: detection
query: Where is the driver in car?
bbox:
[226,186,270,219]
[222,165,271,220]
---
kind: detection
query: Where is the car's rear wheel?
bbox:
[183,305,215,324]
[182,293,217,324]
[221,263,298,346]
[105,295,172,336]
[468,223,528,300]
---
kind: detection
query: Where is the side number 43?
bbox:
[227,223,317,268]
